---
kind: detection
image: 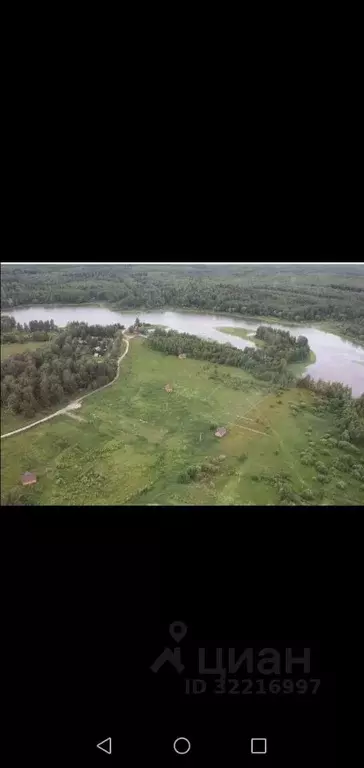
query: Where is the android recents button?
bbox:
[251,738,267,755]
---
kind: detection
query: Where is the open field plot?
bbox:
[2,339,363,506]
[1,340,50,360]
[1,405,64,435]
[217,326,265,347]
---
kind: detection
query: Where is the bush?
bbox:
[238,452,248,462]
[341,454,354,468]
[338,440,360,453]
[336,480,347,490]
[315,461,328,474]
[317,473,329,483]
[200,462,218,475]
[301,488,314,500]
[300,452,315,466]
[278,485,296,502]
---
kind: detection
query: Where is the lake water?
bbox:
[3,305,364,396]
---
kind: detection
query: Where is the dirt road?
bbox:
[1,336,130,441]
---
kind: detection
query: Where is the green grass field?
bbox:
[218,327,266,347]
[1,340,50,360]
[1,339,363,506]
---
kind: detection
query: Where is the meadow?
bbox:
[1,339,363,506]
[218,327,266,347]
[1,340,50,360]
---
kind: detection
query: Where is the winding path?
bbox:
[1,336,130,440]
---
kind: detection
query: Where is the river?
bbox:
[3,305,364,396]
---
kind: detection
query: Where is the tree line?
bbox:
[297,374,364,445]
[1,322,124,418]
[1,315,58,344]
[147,326,311,387]
[1,316,57,332]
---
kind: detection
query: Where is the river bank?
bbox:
[1,301,364,349]
[2,304,364,395]
[3,301,363,349]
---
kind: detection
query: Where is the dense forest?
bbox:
[254,326,310,362]
[147,326,311,387]
[2,263,364,345]
[1,321,124,418]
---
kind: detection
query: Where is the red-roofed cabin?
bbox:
[21,472,37,486]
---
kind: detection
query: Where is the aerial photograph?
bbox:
[1,261,363,506]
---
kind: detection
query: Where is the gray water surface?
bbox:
[3,305,364,396]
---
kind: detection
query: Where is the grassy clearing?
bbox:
[218,327,266,347]
[1,339,363,506]
[1,407,59,435]
[1,341,50,360]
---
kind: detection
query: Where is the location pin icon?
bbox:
[169,621,187,642]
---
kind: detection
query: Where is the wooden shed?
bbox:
[21,472,37,486]
[215,427,227,438]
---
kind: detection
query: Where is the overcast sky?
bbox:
[2,262,363,266]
